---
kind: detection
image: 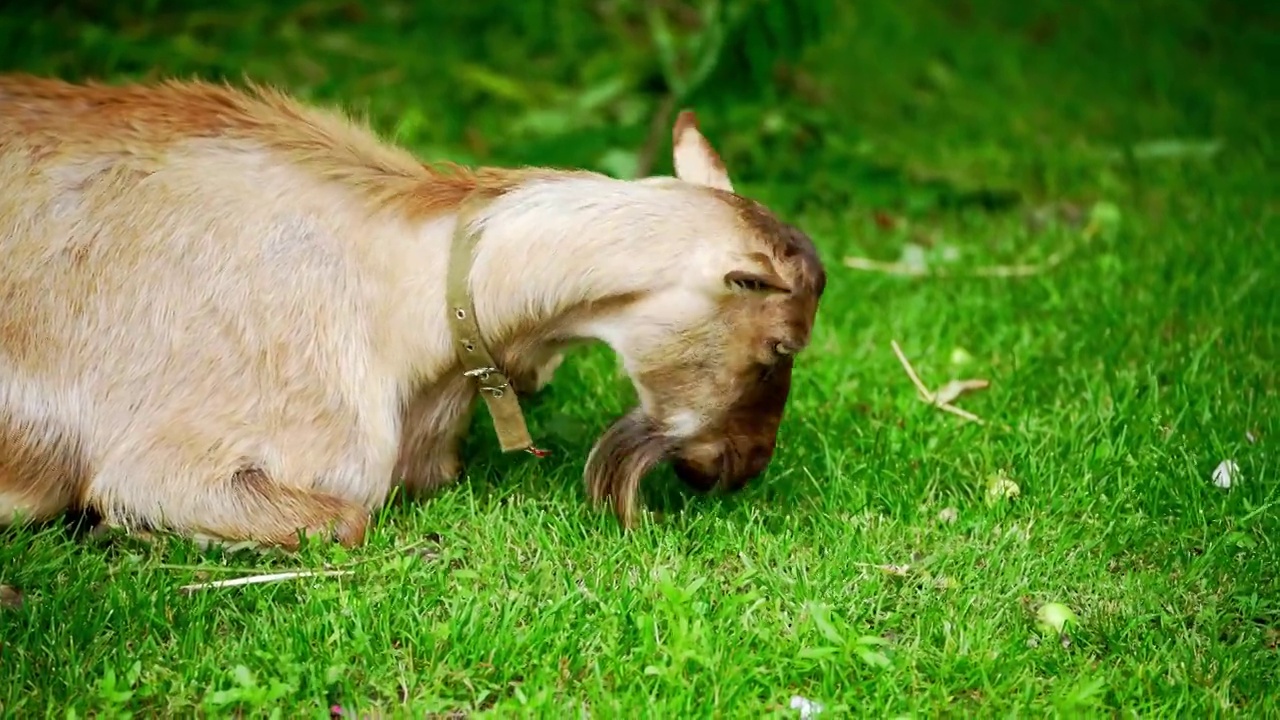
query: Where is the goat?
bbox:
[0,75,826,549]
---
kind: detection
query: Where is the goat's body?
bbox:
[0,76,521,543]
[0,75,825,546]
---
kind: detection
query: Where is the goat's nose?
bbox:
[742,444,774,479]
[720,444,773,491]
[672,457,720,492]
[673,443,776,493]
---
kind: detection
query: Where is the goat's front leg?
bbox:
[512,351,564,395]
[394,379,475,495]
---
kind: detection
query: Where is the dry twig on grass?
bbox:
[890,340,989,425]
[178,570,352,593]
[843,248,1072,278]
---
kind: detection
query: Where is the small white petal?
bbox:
[789,695,824,718]
[1211,459,1239,489]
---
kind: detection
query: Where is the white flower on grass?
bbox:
[1211,459,1239,489]
[789,695,824,718]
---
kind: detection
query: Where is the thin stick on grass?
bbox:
[844,248,1071,278]
[166,535,443,593]
[178,570,352,593]
[890,340,936,403]
[890,340,987,425]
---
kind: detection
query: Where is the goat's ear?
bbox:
[672,109,734,193]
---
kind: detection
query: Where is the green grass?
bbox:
[2,0,1278,716]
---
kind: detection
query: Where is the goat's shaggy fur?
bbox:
[0,75,825,547]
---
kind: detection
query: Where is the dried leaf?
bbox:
[986,473,1021,504]
[0,584,23,610]
[936,507,958,524]
[876,564,910,577]
[889,340,990,426]
[1211,459,1238,489]
[932,378,990,406]
[1035,602,1079,635]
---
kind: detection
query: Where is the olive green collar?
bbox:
[445,195,548,457]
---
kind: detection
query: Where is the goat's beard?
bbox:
[583,408,675,529]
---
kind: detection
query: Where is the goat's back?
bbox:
[0,75,417,519]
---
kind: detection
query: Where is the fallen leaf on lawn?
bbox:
[933,378,991,406]
[1035,602,1079,635]
[1024,201,1086,233]
[890,340,990,426]
[0,584,22,610]
[855,563,911,577]
[986,473,1021,504]
[1211,459,1239,489]
[872,209,899,230]
[898,242,929,274]
[789,695,824,718]
[1083,200,1122,240]
[936,507,959,524]
[845,245,1072,278]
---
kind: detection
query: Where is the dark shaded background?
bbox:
[3,0,1274,220]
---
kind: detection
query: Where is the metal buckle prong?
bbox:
[464,367,496,381]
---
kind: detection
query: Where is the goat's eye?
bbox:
[724,270,789,294]
[730,277,770,292]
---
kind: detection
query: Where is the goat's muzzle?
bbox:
[584,357,796,526]
[674,354,794,494]
[670,438,776,494]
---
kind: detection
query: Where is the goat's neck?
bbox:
[373,174,723,394]
[461,176,721,371]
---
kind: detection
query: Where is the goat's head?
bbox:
[580,110,826,526]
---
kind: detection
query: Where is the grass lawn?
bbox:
[2,1,1277,716]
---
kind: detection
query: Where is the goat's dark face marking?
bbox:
[582,111,826,520]
[646,198,824,494]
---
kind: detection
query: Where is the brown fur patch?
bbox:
[393,374,475,495]
[0,414,90,523]
[0,74,568,220]
[726,193,827,299]
[228,468,370,549]
[672,109,728,178]
[1,74,825,542]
